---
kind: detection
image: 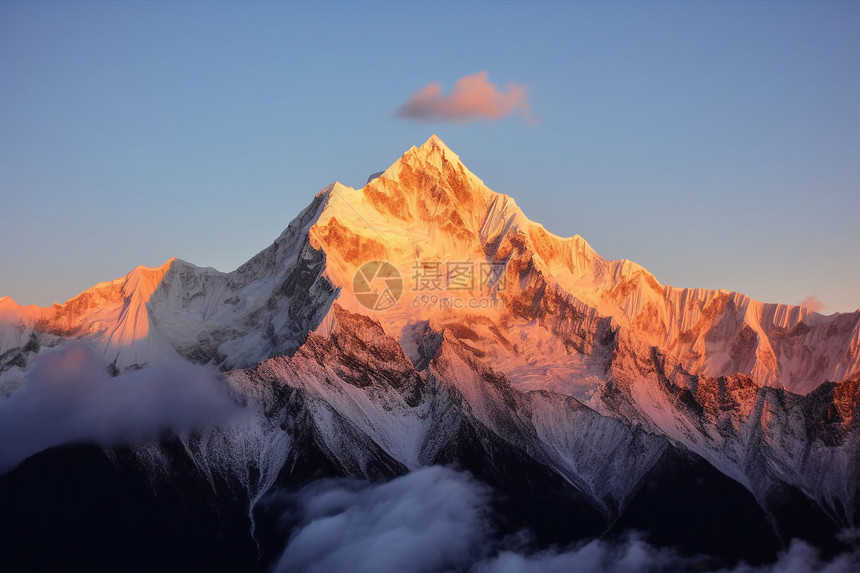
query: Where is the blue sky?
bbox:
[1,1,858,312]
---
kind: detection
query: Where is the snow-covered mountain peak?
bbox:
[368,135,491,210]
[411,133,459,167]
[1,136,858,397]
[120,258,176,293]
[297,137,860,394]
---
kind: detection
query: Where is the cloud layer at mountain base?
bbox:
[396,71,533,124]
[275,466,860,573]
[476,539,860,573]
[273,466,493,573]
[0,343,243,473]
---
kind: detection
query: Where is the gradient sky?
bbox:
[1,1,858,312]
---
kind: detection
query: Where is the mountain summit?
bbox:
[5,136,857,394]
[2,135,858,390]
[1,136,858,571]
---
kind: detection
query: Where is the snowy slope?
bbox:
[0,190,338,391]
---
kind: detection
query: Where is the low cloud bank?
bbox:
[476,536,860,573]
[0,343,243,473]
[475,535,698,573]
[275,466,860,573]
[273,466,492,573]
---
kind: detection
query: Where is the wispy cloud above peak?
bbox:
[800,296,825,313]
[396,71,534,124]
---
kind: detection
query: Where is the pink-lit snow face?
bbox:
[1,136,858,402]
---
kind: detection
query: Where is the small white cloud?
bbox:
[396,71,534,124]
[800,296,825,313]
